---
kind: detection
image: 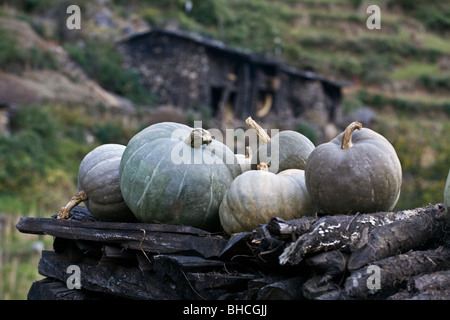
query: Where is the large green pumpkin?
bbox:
[119,122,242,231]
[219,163,317,235]
[305,121,402,215]
[246,117,315,173]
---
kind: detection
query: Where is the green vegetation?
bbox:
[0,212,53,300]
[374,116,450,210]
[64,40,154,105]
[0,26,57,72]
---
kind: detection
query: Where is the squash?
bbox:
[119,122,242,231]
[305,121,402,215]
[219,162,317,235]
[445,169,450,222]
[246,117,315,173]
[235,146,253,173]
[58,144,135,221]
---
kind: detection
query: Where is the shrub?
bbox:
[0,27,25,70]
[416,75,450,92]
[296,123,318,146]
[65,40,154,105]
[0,106,61,193]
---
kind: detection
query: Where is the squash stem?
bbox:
[57,190,88,219]
[245,117,271,144]
[257,162,269,171]
[185,128,213,148]
[245,146,252,159]
[341,121,363,150]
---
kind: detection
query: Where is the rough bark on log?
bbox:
[344,246,450,299]
[348,204,447,270]
[279,204,447,267]
[387,270,450,300]
[266,216,316,241]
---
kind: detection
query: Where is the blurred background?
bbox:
[0,0,449,299]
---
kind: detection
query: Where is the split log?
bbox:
[387,270,450,300]
[28,278,119,300]
[302,276,342,300]
[152,255,255,299]
[344,246,450,299]
[38,250,181,299]
[266,216,316,241]
[305,250,348,284]
[279,204,447,267]
[348,204,447,270]
[256,276,306,300]
[219,232,255,260]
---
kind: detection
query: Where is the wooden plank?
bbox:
[152,255,256,300]
[20,207,212,236]
[38,250,181,300]
[16,214,228,258]
[27,278,119,300]
[153,255,229,274]
[257,276,306,300]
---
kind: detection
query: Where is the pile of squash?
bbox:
[59,117,413,236]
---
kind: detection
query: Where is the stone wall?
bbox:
[118,32,210,110]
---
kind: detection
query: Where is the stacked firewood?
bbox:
[16,204,450,300]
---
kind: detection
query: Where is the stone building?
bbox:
[118,29,349,127]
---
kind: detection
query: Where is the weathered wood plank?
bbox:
[16,214,228,258]
[38,250,181,300]
[152,255,256,299]
[27,278,120,300]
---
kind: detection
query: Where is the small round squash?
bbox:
[305,121,402,215]
[246,117,315,173]
[58,144,135,221]
[219,163,317,235]
[119,122,242,231]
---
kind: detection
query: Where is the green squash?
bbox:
[58,144,135,221]
[305,121,402,215]
[445,169,450,222]
[219,163,317,235]
[246,117,315,173]
[119,122,242,231]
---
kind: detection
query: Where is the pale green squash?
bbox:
[73,144,134,221]
[219,163,317,235]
